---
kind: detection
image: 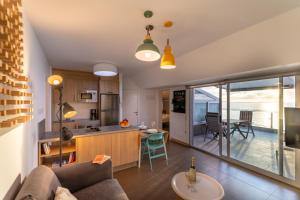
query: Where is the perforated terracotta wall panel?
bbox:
[0,0,32,132]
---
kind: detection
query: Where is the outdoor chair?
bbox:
[204,112,224,141]
[239,110,255,138]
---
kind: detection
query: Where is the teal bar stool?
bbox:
[141,137,148,159]
[146,132,168,171]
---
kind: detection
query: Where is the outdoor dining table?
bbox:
[222,119,249,139]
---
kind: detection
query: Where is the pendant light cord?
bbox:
[146,26,150,36]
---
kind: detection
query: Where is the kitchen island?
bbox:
[38,125,141,170]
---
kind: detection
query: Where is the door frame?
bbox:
[187,71,300,188]
[188,73,300,188]
[189,84,222,154]
[158,89,171,131]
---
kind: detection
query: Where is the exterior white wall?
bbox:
[0,13,51,198]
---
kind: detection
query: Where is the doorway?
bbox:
[160,90,170,131]
[190,85,221,155]
[190,75,297,182]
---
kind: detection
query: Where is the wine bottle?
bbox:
[189,156,196,183]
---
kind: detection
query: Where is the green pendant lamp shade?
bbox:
[135,27,160,62]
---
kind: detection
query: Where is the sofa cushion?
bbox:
[15,165,61,200]
[54,187,77,200]
[73,179,128,200]
[53,160,112,193]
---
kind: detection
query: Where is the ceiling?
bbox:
[23,0,300,75]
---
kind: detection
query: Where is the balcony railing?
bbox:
[226,109,278,129]
[194,102,279,130]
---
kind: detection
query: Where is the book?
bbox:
[92,154,111,164]
[51,162,60,168]
[68,152,75,163]
[42,143,50,155]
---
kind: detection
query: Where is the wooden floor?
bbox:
[192,128,296,179]
[114,142,300,200]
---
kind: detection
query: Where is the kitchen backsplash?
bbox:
[53,102,97,120]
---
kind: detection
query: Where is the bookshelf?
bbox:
[38,139,76,168]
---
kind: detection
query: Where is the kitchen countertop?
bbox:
[39,125,139,143]
[52,118,99,123]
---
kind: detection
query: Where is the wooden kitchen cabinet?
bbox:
[76,134,112,163]
[75,131,140,167]
[52,69,99,104]
[111,131,139,166]
[63,78,77,102]
[38,129,140,169]
[52,75,78,104]
[77,79,98,92]
[99,76,119,94]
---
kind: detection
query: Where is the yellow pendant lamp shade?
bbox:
[160,39,176,69]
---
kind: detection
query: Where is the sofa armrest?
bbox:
[53,159,112,193]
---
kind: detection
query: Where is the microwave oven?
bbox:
[78,90,97,103]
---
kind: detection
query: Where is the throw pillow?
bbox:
[54,187,77,200]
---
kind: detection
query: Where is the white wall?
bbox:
[169,87,189,144]
[132,7,300,88]
[0,13,51,199]
[138,89,159,127]
[122,76,159,127]
[123,76,190,144]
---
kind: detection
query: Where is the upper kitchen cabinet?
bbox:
[53,77,78,103]
[52,69,99,104]
[77,79,98,92]
[99,75,119,94]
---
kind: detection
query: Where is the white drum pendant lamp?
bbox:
[93,63,118,77]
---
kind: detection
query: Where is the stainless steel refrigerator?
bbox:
[100,94,119,126]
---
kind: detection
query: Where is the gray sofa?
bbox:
[15,160,129,200]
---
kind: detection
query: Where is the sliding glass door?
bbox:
[282,76,296,180]
[190,85,220,155]
[221,84,228,156]
[228,78,280,175]
[190,75,297,181]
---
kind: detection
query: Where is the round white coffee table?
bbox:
[171,172,224,200]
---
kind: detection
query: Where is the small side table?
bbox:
[171,172,224,200]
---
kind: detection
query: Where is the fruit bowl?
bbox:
[120,119,129,128]
[120,124,130,128]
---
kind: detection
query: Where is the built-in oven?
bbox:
[78,90,97,103]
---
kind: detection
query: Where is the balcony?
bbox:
[192,110,296,180]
